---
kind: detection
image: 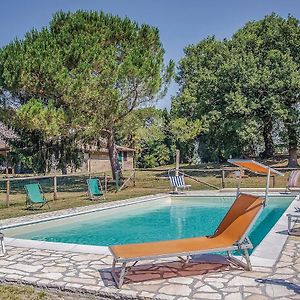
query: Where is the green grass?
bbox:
[0,285,48,300]
[0,284,96,300]
[0,167,289,220]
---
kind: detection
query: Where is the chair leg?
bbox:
[111,258,119,286]
[111,260,128,289]
[27,203,34,210]
[178,256,190,264]
[118,262,127,288]
[243,248,252,271]
[227,249,252,271]
[40,201,49,209]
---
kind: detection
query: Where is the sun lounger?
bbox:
[109,193,264,288]
[169,175,191,192]
[25,183,50,210]
[87,178,105,200]
[286,170,300,192]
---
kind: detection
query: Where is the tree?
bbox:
[0,11,173,177]
[13,99,83,173]
[173,14,300,166]
[231,13,300,166]
[172,37,261,162]
[116,107,175,168]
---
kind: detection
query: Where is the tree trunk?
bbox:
[107,128,122,180]
[61,164,67,175]
[287,125,299,168]
[58,140,68,174]
[260,119,274,158]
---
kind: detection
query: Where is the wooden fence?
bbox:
[0,166,298,208]
[0,171,119,207]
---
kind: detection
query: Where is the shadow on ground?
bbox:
[256,278,300,294]
[100,254,234,287]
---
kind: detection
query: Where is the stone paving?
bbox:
[0,234,299,300]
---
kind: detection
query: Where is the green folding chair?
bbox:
[87,178,105,201]
[25,183,50,210]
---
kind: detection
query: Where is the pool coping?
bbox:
[1,193,170,254]
[1,190,299,267]
[251,192,300,267]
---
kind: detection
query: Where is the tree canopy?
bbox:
[0,10,173,175]
[172,14,300,166]
[0,12,299,172]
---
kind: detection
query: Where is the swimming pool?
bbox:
[3,195,294,251]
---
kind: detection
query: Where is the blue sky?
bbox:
[1,0,300,108]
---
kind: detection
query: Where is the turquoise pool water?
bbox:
[4,196,294,250]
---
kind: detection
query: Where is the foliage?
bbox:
[231,13,300,165]
[17,99,66,138]
[8,127,83,174]
[172,37,260,162]
[0,10,173,175]
[116,107,175,168]
[172,14,300,165]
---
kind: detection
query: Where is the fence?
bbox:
[0,171,123,208]
[0,166,297,209]
[134,166,296,191]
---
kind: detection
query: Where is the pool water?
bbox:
[4,196,294,250]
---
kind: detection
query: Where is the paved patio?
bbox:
[0,233,299,300]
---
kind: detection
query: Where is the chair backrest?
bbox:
[87,178,102,196]
[169,175,185,187]
[288,170,300,188]
[25,183,45,203]
[212,193,264,244]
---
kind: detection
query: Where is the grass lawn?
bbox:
[0,166,290,220]
[0,285,48,300]
[0,284,98,300]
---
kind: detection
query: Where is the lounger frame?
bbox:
[110,198,264,288]
[110,237,253,288]
[25,183,50,210]
[169,175,191,193]
[87,178,106,201]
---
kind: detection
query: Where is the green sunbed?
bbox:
[25,183,50,210]
[87,178,105,200]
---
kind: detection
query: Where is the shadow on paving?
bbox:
[99,254,235,287]
[256,278,300,294]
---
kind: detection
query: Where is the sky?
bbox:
[1,0,300,109]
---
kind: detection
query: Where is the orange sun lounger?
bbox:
[109,193,265,288]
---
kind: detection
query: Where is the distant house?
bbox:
[0,122,134,174]
[82,144,135,173]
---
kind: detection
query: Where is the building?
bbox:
[0,122,135,174]
[83,145,135,173]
